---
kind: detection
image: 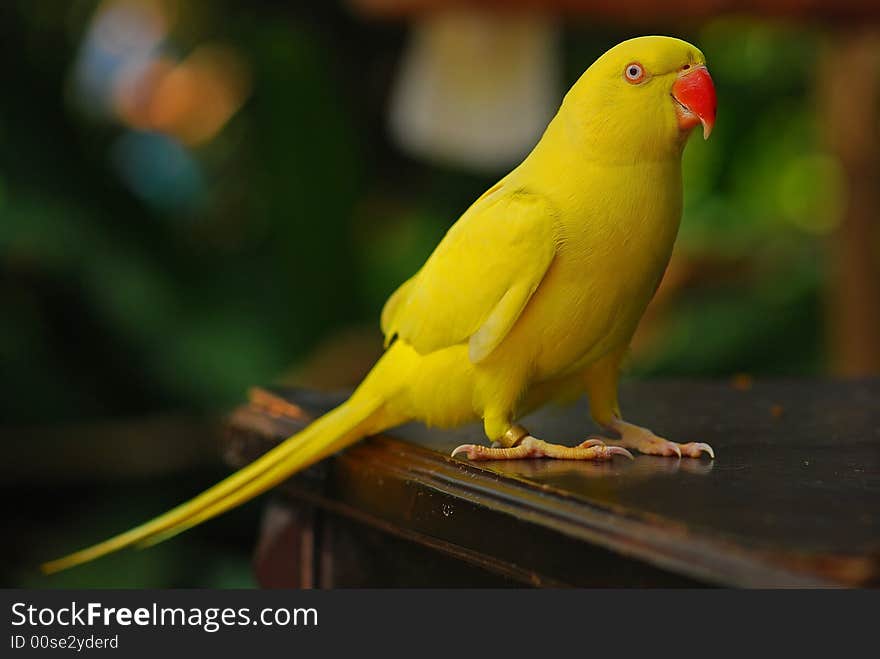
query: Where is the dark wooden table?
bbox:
[224,380,879,588]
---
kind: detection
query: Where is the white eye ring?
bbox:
[624,62,645,83]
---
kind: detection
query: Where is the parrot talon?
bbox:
[577,436,634,460]
[680,442,715,459]
[451,444,480,459]
[605,445,635,460]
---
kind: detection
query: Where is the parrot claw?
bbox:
[602,445,635,460]
[680,442,715,459]
[451,435,633,462]
[451,444,481,460]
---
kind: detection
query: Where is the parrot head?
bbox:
[562,36,716,161]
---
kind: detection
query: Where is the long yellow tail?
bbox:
[41,392,388,574]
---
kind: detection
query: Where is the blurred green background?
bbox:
[2,1,878,587]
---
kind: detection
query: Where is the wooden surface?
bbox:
[225,379,879,587]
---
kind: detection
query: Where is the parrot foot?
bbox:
[451,435,634,461]
[601,418,715,459]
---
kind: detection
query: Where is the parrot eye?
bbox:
[624,62,645,84]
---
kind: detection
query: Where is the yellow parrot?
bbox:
[43,35,717,574]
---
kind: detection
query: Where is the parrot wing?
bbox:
[381,188,557,363]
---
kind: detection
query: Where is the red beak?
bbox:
[672,66,716,139]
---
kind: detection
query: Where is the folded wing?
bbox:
[382,188,557,364]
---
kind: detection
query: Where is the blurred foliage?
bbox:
[0,2,844,586]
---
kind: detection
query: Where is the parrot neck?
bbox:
[530,94,686,168]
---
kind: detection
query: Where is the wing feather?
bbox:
[381,188,556,363]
